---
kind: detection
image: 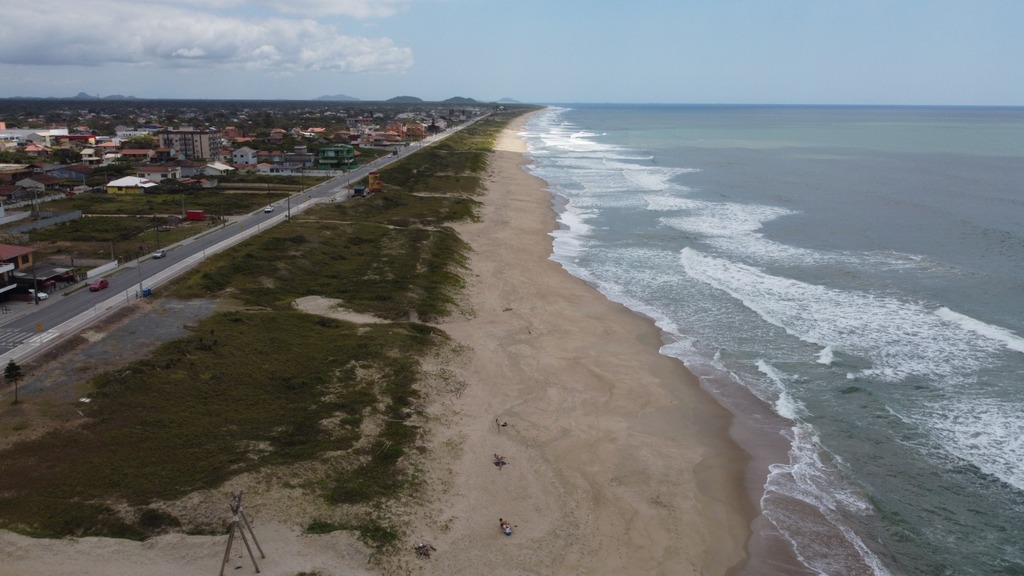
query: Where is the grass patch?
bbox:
[305,515,401,551]
[31,215,159,242]
[0,312,440,536]
[39,190,293,218]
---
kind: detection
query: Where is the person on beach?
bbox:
[494,454,507,469]
[499,518,512,536]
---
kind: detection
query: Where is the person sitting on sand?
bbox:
[499,518,512,536]
[493,454,507,469]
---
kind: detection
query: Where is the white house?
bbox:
[106,176,159,194]
[232,146,258,165]
[80,147,102,165]
[136,165,181,181]
[201,161,236,176]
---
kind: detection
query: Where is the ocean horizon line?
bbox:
[539,101,1024,109]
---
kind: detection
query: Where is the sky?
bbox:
[0,0,1022,105]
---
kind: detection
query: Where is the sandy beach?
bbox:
[0,113,754,575]
[413,113,752,575]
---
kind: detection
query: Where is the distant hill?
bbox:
[315,93,360,101]
[387,95,424,103]
[498,97,520,104]
[69,92,138,100]
[443,96,481,104]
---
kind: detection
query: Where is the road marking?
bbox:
[0,328,59,347]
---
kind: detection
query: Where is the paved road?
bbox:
[0,117,482,363]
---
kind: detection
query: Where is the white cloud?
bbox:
[131,0,411,19]
[172,48,208,59]
[0,2,413,74]
[250,0,411,19]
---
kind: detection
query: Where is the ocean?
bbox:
[519,104,1024,576]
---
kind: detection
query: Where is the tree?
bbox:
[0,150,30,164]
[5,359,23,404]
[121,135,157,150]
[52,148,82,165]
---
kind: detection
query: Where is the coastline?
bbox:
[419,112,754,574]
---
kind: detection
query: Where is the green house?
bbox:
[318,145,356,169]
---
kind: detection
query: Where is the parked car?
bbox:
[27,288,48,301]
[152,249,167,259]
[89,278,109,292]
[263,205,275,213]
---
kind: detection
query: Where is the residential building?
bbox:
[80,147,102,165]
[257,163,302,175]
[0,164,33,184]
[43,164,91,183]
[0,244,29,299]
[156,128,218,160]
[171,159,203,178]
[285,145,315,168]
[232,146,258,165]
[201,162,236,176]
[136,165,181,181]
[115,127,157,140]
[106,176,159,194]
[23,143,50,158]
[17,174,63,193]
[318,145,356,169]
[118,149,156,163]
[0,184,30,202]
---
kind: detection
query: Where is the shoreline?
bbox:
[418,112,753,574]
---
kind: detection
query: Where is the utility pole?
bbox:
[31,261,38,306]
[136,257,143,298]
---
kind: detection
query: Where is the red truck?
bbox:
[185,210,206,221]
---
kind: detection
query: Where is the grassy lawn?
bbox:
[40,190,293,217]
[22,187,325,262]
[0,109,533,547]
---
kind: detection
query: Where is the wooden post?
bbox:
[219,491,265,575]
